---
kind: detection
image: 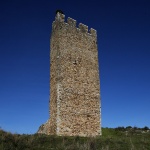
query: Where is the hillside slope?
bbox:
[0,127,150,150]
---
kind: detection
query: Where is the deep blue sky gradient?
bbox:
[0,0,150,134]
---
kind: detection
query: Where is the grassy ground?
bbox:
[0,127,150,150]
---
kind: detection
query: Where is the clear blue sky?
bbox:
[0,0,150,134]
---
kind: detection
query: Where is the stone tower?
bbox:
[38,11,101,136]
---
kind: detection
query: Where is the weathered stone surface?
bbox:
[38,12,101,136]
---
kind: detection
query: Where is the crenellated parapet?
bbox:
[54,12,97,37]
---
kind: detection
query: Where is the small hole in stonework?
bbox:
[73,60,77,65]
[87,114,90,117]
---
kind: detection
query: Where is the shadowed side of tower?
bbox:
[38,11,101,136]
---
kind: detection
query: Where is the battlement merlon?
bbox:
[54,12,97,37]
[89,28,97,37]
[79,23,88,33]
[55,12,65,22]
[67,17,76,27]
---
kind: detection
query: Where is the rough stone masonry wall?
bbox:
[38,12,101,136]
